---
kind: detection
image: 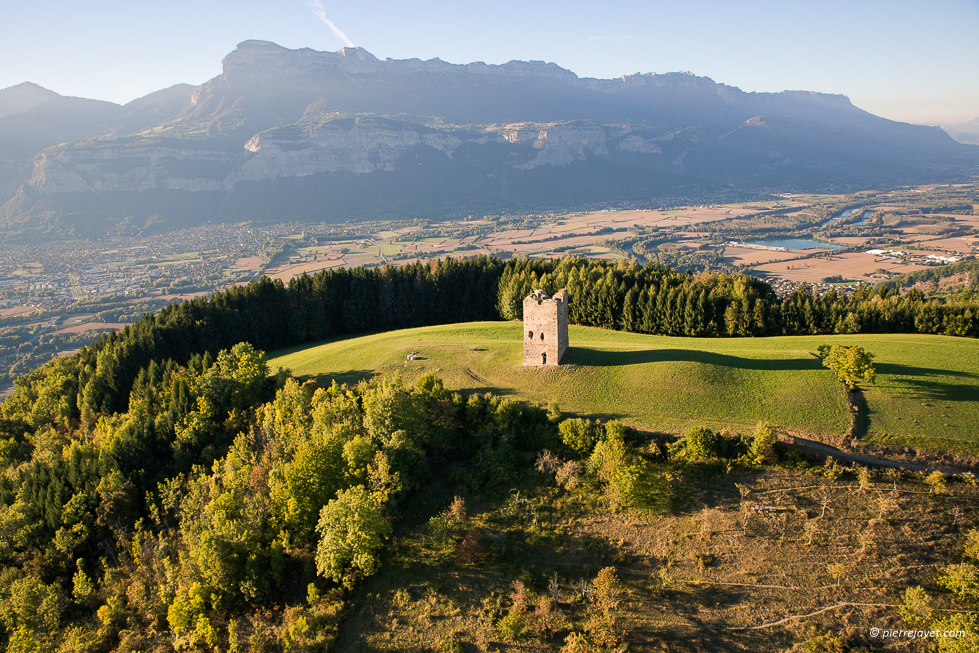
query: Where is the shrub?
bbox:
[587,435,628,483]
[547,402,562,423]
[750,421,778,464]
[560,632,593,653]
[789,631,850,652]
[497,580,530,642]
[938,563,979,600]
[963,528,979,561]
[674,426,720,460]
[428,499,467,552]
[926,470,950,495]
[535,450,563,475]
[455,530,486,566]
[603,420,627,443]
[532,595,565,639]
[447,496,467,523]
[556,460,583,490]
[820,456,845,480]
[898,586,933,625]
[559,418,600,455]
[584,567,626,650]
[606,462,649,511]
[930,612,979,653]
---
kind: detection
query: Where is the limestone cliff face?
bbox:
[513,121,608,169]
[617,133,662,154]
[26,118,612,195]
[28,144,240,193]
[233,117,462,180]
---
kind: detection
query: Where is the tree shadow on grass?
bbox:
[310,369,378,387]
[878,377,979,403]
[852,389,870,439]
[564,347,823,372]
[876,363,978,379]
[454,386,517,398]
[873,363,979,403]
[586,411,632,422]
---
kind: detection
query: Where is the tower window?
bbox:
[528,331,534,339]
[542,353,547,364]
[540,332,544,341]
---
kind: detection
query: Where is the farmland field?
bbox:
[270,323,979,455]
[754,251,931,283]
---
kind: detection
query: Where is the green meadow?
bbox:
[270,323,979,455]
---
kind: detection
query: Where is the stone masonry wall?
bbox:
[523,288,569,365]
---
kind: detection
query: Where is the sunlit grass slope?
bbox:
[269,324,979,454]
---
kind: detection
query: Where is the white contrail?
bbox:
[304,0,355,47]
[586,35,633,42]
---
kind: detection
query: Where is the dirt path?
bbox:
[785,436,966,476]
[798,383,973,476]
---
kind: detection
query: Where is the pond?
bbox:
[819,207,864,229]
[746,238,844,250]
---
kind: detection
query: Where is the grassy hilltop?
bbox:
[271,322,979,455]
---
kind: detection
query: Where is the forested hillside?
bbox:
[0,344,568,649]
[2,255,979,650]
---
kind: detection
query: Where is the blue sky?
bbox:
[2,0,977,124]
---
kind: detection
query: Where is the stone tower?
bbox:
[523,288,569,366]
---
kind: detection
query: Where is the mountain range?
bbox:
[1,40,976,240]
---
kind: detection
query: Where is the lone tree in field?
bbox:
[817,344,876,389]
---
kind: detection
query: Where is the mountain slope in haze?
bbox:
[0,82,61,119]
[0,82,195,202]
[110,84,196,137]
[944,117,979,145]
[2,41,976,240]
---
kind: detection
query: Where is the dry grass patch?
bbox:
[335,464,979,652]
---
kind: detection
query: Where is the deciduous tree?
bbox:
[817,344,876,389]
[315,485,392,586]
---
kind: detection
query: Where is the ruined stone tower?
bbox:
[523,288,569,366]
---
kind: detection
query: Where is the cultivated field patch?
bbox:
[756,253,930,283]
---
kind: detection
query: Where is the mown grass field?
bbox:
[269,323,979,454]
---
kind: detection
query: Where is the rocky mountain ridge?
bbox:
[220,40,856,110]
